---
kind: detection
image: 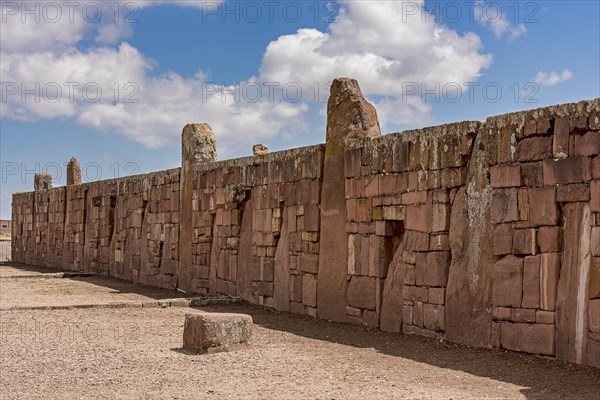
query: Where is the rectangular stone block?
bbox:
[510,308,536,323]
[347,276,376,310]
[416,251,450,287]
[423,304,445,331]
[556,183,590,203]
[500,323,555,356]
[493,306,511,321]
[536,310,555,325]
[517,136,552,161]
[590,257,600,299]
[429,287,445,305]
[521,162,543,187]
[402,286,428,302]
[492,189,519,224]
[538,226,561,253]
[431,203,450,233]
[590,299,600,333]
[302,274,317,307]
[522,255,540,309]
[183,313,253,354]
[405,204,429,233]
[528,188,558,227]
[592,180,600,212]
[382,205,406,221]
[490,165,521,188]
[494,223,514,256]
[543,158,583,185]
[299,252,319,274]
[553,117,570,158]
[540,253,560,311]
[492,255,523,308]
[513,229,537,256]
[574,131,600,156]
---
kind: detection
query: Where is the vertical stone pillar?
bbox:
[179,123,217,293]
[317,78,381,322]
[34,173,53,191]
[66,157,82,185]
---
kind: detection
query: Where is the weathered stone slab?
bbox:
[500,322,555,356]
[318,78,380,322]
[556,203,591,364]
[66,157,82,185]
[183,313,253,354]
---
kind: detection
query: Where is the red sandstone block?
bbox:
[540,253,560,311]
[412,301,424,327]
[405,204,429,233]
[404,230,430,251]
[402,305,413,324]
[431,203,449,233]
[528,188,558,227]
[590,257,600,299]
[402,286,429,302]
[302,274,317,307]
[543,157,583,185]
[591,181,600,212]
[517,136,552,162]
[493,223,514,256]
[491,189,519,224]
[513,228,537,255]
[347,276,376,310]
[492,307,511,322]
[556,183,590,203]
[491,165,521,188]
[592,228,600,257]
[356,198,372,223]
[416,251,450,287]
[536,310,555,325]
[500,323,555,356]
[524,119,537,136]
[183,313,253,355]
[429,233,449,251]
[589,300,600,333]
[537,226,561,253]
[593,157,600,179]
[574,131,600,156]
[428,287,445,305]
[492,255,523,308]
[402,190,427,205]
[553,117,570,158]
[510,308,536,323]
[423,304,445,331]
[365,175,380,198]
[299,252,319,274]
[522,255,540,309]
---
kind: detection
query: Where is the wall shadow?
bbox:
[198,303,600,400]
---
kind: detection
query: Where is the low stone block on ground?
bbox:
[183,312,253,354]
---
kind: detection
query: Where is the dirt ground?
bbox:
[0,262,599,399]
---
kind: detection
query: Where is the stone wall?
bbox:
[11,78,600,368]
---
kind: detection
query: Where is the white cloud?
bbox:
[474,0,527,40]
[532,69,573,87]
[259,0,491,127]
[1,0,492,154]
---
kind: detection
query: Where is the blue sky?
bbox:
[1,0,599,219]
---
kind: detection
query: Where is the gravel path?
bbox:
[0,262,598,399]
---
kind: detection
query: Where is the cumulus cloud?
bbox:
[1,0,492,153]
[474,0,527,40]
[532,69,573,87]
[259,0,491,127]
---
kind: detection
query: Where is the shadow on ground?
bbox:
[0,261,189,301]
[2,261,598,399]
[199,303,600,400]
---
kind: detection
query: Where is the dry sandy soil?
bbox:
[0,262,598,400]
